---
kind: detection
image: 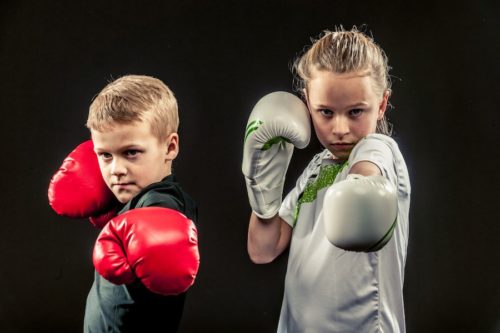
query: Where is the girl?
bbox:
[244,27,411,332]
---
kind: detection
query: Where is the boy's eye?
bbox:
[98,152,112,160]
[125,150,140,157]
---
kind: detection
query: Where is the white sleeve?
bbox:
[349,134,397,186]
[279,151,325,227]
[347,134,409,196]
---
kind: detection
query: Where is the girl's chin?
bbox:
[327,149,350,161]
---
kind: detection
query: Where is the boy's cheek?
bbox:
[102,175,114,192]
[96,163,108,182]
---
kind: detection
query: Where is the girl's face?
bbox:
[305,69,388,161]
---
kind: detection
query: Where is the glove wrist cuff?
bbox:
[245,177,283,219]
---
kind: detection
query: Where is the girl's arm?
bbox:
[349,160,382,176]
[247,212,292,264]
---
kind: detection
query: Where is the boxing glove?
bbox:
[48,140,119,228]
[242,91,310,219]
[93,207,200,296]
[323,174,398,252]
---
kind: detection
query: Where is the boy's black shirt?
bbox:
[119,174,198,222]
[87,174,198,333]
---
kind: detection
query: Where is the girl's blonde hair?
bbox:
[87,75,179,142]
[293,27,393,135]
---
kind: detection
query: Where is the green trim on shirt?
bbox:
[293,161,348,225]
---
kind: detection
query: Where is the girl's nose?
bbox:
[332,116,349,138]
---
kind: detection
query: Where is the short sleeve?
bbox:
[347,134,410,197]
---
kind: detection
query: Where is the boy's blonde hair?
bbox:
[87,75,179,142]
[293,27,393,135]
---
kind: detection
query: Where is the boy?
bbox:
[49,75,199,332]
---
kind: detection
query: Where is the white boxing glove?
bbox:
[323,174,398,252]
[242,91,310,219]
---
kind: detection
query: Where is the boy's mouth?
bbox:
[113,182,134,188]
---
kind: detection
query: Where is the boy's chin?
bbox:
[114,191,138,204]
[115,197,129,204]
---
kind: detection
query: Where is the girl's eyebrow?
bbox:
[347,101,369,108]
[314,103,333,109]
[314,101,369,109]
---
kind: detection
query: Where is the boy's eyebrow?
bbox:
[119,143,144,149]
[93,143,144,152]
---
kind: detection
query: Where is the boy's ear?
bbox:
[165,133,179,161]
[377,90,390,120]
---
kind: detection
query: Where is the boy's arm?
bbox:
[48,140,120,228]
[93,183,199,295]
[248,212,292,264]
[93,207,200,295]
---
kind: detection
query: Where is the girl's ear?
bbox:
[165,133,179,161]
[303,88,312,114]
[377,90,391,120]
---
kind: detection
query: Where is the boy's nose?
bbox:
[110,158,127,176]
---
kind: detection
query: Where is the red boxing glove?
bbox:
[48,140,119,227]
[89,208,120,229]
[93,207,200,296]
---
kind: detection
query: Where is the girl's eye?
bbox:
[319,109,333,117]
[349,108,364,117]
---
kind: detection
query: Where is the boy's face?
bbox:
[306,69,388,161]
[91,121,178,203]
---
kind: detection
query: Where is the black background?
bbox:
[1,0,499,332]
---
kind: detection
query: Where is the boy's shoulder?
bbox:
[133,176,198,223]
[136,177,184,209]
[118,176,183,213]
